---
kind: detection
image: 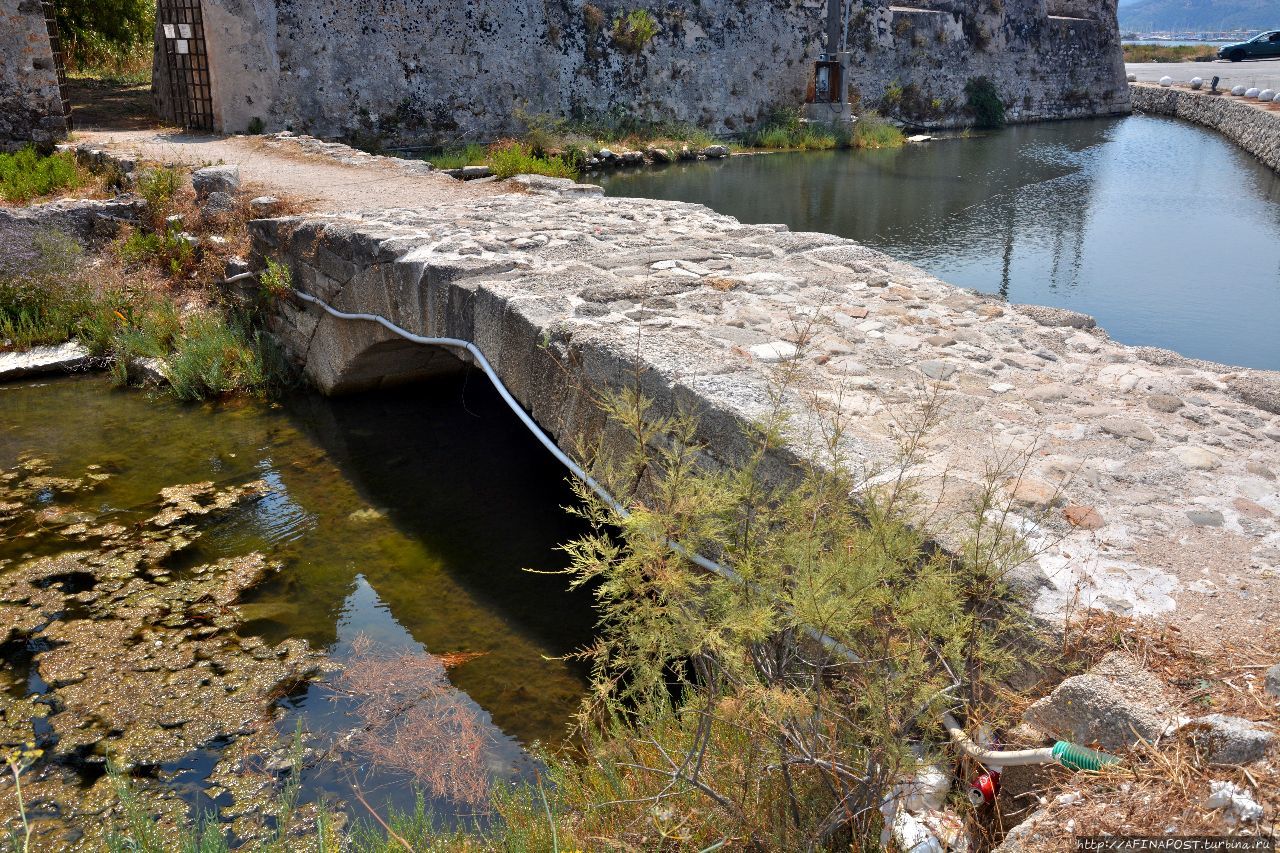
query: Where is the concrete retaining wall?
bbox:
[164,0,1128,143]
[1131,83,1280,172]
[0,0,67,150]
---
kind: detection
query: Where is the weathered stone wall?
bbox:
[1131,83,1280,173]
[0,0,67,149]
[168,0,1127,142]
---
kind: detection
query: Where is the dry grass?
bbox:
[333,635,491,807]
[978,613,1279,851]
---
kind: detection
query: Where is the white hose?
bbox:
[238,267,1063,766]
[942,713,1055,767]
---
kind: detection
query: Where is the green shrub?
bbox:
[965,76,1006,129]
[257,258,293,304]
[0,147,81,204]
[135,166,182,222]
[118,226,196,278]
[164,311,269,401]
[486,141,577,179]
[611,9,659,54]
[427,143,489,170]
[0,231,95,349]
[852,110,905,149]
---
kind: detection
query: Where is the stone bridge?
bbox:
[250,176,1280,639]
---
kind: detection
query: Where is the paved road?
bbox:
[1127,59,1280,91]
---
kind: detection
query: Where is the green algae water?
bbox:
[0,373,594,824]
[599,115,1280,371]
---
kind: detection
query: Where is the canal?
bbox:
[599,114,1280,370]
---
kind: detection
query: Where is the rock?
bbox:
[191,164,240,199]
[1005,477,1062,509]
[917,360,957,381]
[125,357,168,386]
[201,190,236,215]
[1063,505,1104,530]
[1026,383,1072,402]
[1172,446,1221,470]
[646,147,673,164]
[748,341,798,363]
[1159,76,1173,87]
[1203,781,1263,823]
[0,341,91,382]
[248,196,280,217]
[1014,304,1096,330]
[1228,374,1280,415]
[459,165,492,179]
[1185,509,1224,527]
[1183,715,1275,765]
[702,145,730,159]
[1146,394,1183,413]
[926,334,956,347]
[1099,417,1155,442]
[1265,664,1280,698]
[989,382,1015,394]
[1245,462,1275,480]
[1023,652,1174,752]
[1232,497,1271,519]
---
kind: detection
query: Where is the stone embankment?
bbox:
[251,177,1280,641]
[1131,83,1280,172]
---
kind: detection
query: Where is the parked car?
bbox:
[1219,30,1280,61]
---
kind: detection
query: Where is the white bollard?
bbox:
[1258,89,1276,102]
[1189,77,1203,90]
[1159,76,1174,87]
[1231,85,1247,96]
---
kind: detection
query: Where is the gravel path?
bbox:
[73,129,501,212]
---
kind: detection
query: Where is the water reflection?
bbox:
[600,115,1280,369]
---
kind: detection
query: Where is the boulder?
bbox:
[1183,715,1275,765]
[201,190,236,215]
[1266,664,1280,699]
[191,165,240,199]
[248,196,281,217]
[702,145,730,158]
[1023,652,1174,752]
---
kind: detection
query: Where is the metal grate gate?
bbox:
[40,1,72,131]
[157,0,214,130]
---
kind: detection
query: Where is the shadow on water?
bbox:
[600,115,1280,370]
[0,372,598,825]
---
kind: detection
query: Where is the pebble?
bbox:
[989,382,1015,394]
[1146,394,1184,413]
[749,341,798,363]
[1245,462,1275,480]
[1232,498,1272,520]
[918,360,957,381]
[1064,505,1105,530]
[1100,418,1156,442]
[1186,510,1225,527]
[1006,477,1062,509]
[1172,446,1221,470]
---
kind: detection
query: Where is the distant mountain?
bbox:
[1119,0,1278,31]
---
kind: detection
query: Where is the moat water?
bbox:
[0,374,594,824]
[599,115,1280,371]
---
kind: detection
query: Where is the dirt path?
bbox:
[73,128,502,212]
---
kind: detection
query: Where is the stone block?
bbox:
[1183,715,1275,765]
[1023,652,1174,752]
[191,165,240,199]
